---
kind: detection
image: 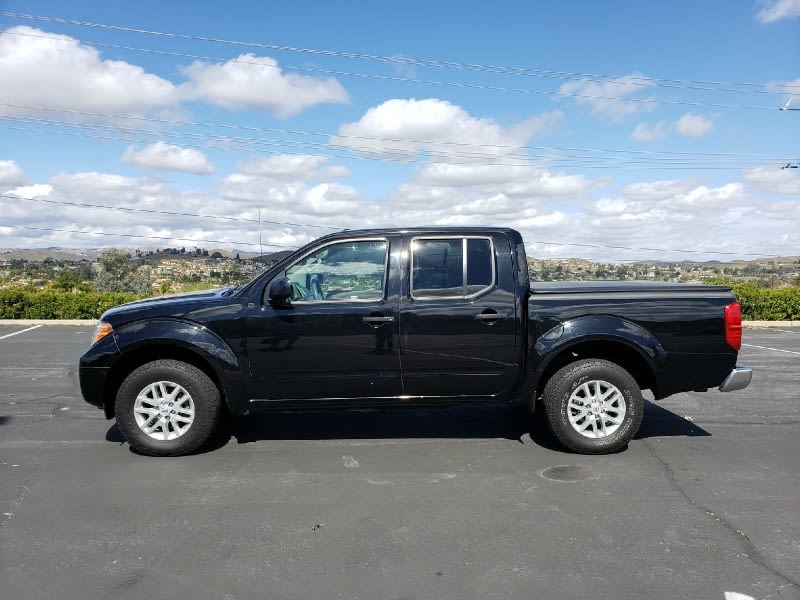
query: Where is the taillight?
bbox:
[724,302,742,351]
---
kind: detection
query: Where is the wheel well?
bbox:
[535,340,656,402]
[103,345,226,419]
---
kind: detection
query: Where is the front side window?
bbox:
[286,239,388,302]
[411,237,494,299]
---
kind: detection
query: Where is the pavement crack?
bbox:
[643,439,800,591]
[0,462,42,528]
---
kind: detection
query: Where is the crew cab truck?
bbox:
[79,227,752,456]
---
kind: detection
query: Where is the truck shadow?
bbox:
[222,399,709,452]
[635,401,711,440]
[105,400,709,454]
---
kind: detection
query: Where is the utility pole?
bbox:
[780,99,800,111]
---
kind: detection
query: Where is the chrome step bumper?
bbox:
[719,366,753,392]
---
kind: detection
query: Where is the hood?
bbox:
[101,287,235,323]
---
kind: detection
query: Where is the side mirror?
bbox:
[268,277,293,304]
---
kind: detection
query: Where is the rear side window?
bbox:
[411,237,495,299]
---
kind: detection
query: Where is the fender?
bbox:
[112,318,250,414]
[524,314,668,401]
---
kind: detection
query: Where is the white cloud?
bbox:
[0,26,178,119]
[621,180,699,201]
[0,163,796,262]
[321,165,352,179]
[0,160,27,186]
[122,142,215,175]
[631,114,713,141]
[558,72,657,122]
[332,98,560,158]
[216,170,366,223]
[675,113,714,138]
[217,173,306,205]
[755,0,800,23]
[50,172,143,204]
[180,53,349,117]
[743,165,800,194]
[631,121,671,141]
[236,154,329,179]
[669,183,744,212]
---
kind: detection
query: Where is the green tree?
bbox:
[94,249,152,295]
[50,269,91,292]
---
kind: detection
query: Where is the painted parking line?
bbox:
[0,325,42,341]
[742,343,800,356]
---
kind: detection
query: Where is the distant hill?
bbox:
[0,247,261,262]
[253,250,293,264]
[0,248,102,262]
[2,247,798,269]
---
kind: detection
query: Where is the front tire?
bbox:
[543,359,643,454]
[115,359,222,456]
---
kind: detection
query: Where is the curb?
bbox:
[1,319,797,328]
[0,319,97,326]
[744,321,798,328]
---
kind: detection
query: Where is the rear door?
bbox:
[399,233,518,398]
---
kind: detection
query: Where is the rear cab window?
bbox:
[410,236,496,299]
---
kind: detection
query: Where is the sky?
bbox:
[0,0,798,262]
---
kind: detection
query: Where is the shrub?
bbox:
[730,283,800,321]
[0,287,139,319]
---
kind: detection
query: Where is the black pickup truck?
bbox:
[79,227,752,456]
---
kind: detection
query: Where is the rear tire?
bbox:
[115,359,221,457]
[543,359,643,454]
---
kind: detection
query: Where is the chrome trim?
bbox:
[718,366,752,392]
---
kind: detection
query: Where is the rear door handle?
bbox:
[362,315,395,327]
[474,311,507,324]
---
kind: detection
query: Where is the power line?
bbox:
[4,28,791,103]
[0,194,340,231]
[3,12,798,94]
[0,25,789,112]
[0,114,790,170]
[1,122,779,170]
[0,195,785,258]
[1,103,787,162]
[525,240,781,258]
[0,223,298,249]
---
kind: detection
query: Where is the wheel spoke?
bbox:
[569,409,589,426]
[600,387,618,402]
[141,419,160,436]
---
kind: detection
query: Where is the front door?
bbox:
[246,237,401,400]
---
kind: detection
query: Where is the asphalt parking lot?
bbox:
[0,324,798,600]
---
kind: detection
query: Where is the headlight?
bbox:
[91,321,114,346]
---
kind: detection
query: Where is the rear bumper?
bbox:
[718,366,752,392]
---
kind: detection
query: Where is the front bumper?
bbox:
[718,366,752,392]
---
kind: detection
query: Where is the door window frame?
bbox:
[277,237,390,304]
[409,235,496,300]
